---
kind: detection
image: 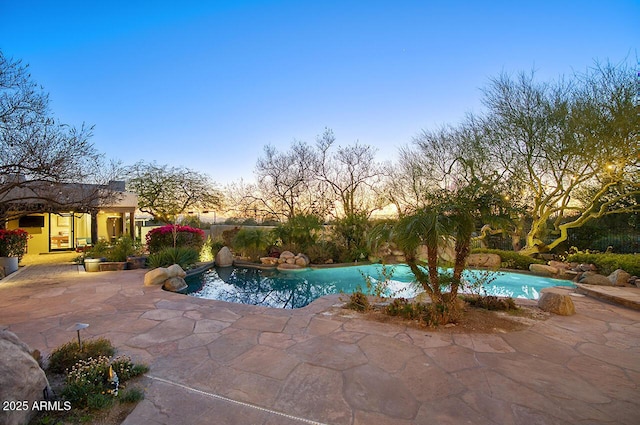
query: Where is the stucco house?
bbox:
[3,180,137,255]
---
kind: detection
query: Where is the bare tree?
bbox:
[314,128,385,218]
[252,142,319,220]
[0,51,121,224]
[126,161,223,223]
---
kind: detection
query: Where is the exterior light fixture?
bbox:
[68,323,89,350]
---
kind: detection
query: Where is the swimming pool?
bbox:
[184,264,574,309]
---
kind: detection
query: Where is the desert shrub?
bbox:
[471,248,545,270]
[147,247,200,269]
[221,227,241,247]
[146,224,205,254]
[565,252,640,276]
[461,294,518,311]
[386,298,461,326]
[347,291,370,311]
[84,240,111,259]
[111,355,149,381]
[105,235,142,262]
[48,338,115,374]
[386,298,425,320]
[305,241,339,264]
[62,354,148,409]
[332,213,371,261]
[232,228,274,260]
[119,387,145,403]
[272,214,322,253]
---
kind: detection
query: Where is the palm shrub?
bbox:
[232,228,274,260]
[146,224,205,254]
[272,214,322,253]
[369,204,475,324]
[147,247,200,269]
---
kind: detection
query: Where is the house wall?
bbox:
[7,211,124,254]
[7,214,49,254]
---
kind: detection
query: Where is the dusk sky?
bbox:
[1,1,638,185]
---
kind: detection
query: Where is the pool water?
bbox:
[184,264,574,309]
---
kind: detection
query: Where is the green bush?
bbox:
[119,387,145,403]
[106,235,142,262]
[84,240,111,259]
[232,228,274,260]
[147,247,200,269]
[471,248,545,270]
[566,253,640,276]
[48,338,115,374]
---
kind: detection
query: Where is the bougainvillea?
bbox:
[0,228,30,258]
[146,224,205,254]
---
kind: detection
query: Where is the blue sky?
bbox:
[1,0,638,185]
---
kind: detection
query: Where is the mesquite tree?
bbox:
[0,50,120,224]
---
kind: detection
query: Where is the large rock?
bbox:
[163,277,188,292]
[215,246,234,267]
[548,260,571,270]
[579,272,613,286]
[466,253,501,268]
[278,263,303,270]
[280,250,295,260]
[608,269,631,287]
[0,331,50,425]
[538,292,576,316]
[144,267,170,286]
[529,263,559,277]
[166,264,186,278]
[260,257,279,266]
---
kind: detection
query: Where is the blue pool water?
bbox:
[184,264,574,309]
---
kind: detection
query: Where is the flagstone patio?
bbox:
[1,262,639,424]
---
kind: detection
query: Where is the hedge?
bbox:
[565,253,640,276]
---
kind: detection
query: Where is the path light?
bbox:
[69,323,89,350]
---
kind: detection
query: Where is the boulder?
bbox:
[578,263,597,272]
[285,258,295,264]
[0,331,50,425]
[260,257,279,266]
[215,246,234,267]
[280,251,295,260]
[608,269,631,287]
[466,253,501,268]
[529,263,559,277]
[295,253,310,267]
[163,277,188,292]
[548,260,571,270]
[579,272,613,286]
[538,292,575,316]
[144,267,170,286]
[166,264,187,278]
[277,263,303,270]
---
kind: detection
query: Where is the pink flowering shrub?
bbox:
[146,224,205,254]
[0,228,30,258]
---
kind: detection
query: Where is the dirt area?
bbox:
[345,301,550,334]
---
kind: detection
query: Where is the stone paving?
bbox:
[1,263,639,424]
